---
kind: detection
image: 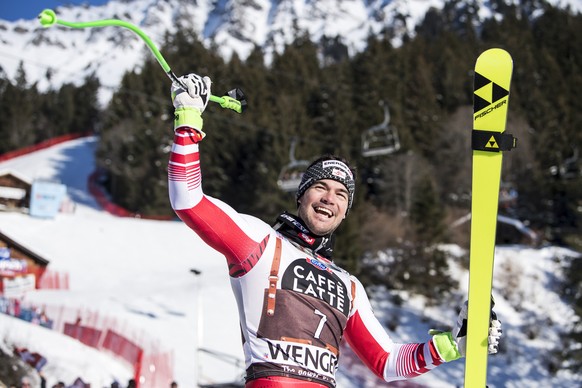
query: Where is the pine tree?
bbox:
[96,57,173,216]
[71,75,100,134]
[410,175,447,244]
[3,63,37,149]
[404,174,454,296]
[0,75,12,153]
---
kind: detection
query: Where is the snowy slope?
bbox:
[0,137,581,387]
[0,137,243,387]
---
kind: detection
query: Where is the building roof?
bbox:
[0,230,49,266]
[0,170,32,186]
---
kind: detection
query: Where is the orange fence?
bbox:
[38,269,70,290]
[87,169,174,220]
[87,170,135,217]
[3,301,175,388]
[1,135,176,386]
[139,350,174,388]
[102,329,143,367]
[63,323,102,348]
[0,133,92,162]
[51,305,174,388]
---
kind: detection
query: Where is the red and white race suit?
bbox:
[168,129,446,387]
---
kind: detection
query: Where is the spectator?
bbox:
[170,382,178,388]
[67,377,89,388]
[20,376,32,388]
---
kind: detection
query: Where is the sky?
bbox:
[0,1,109,22]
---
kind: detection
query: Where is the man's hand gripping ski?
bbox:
[431,300,503,362]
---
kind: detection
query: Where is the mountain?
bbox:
[0,0,581,105]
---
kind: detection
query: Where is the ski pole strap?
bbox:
[472,130,517,152]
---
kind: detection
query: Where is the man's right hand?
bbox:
[171,74,212,136]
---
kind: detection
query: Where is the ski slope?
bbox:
[0,136,243,387]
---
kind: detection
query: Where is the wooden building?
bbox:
[0,170,31,211]
[0,230,50,297]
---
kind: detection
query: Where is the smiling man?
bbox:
[296,159,354,235]
[167,73,502,387]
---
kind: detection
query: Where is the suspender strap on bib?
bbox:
[266,237,282,316]
[350,280,356,311]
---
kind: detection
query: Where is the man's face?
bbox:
[297,179,349,236]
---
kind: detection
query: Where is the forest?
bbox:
[1,0,581,367]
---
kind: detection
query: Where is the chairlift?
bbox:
[277,138,311,193]
[361,101,401,157]
[560,147,580,179]
[549,147,581,179]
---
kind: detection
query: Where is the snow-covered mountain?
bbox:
[0,0,580,105]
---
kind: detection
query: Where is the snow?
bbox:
[2,0,580,108]
[0,136,581,388]
[0,137,242,387]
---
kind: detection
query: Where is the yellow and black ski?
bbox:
[464,48,516,387]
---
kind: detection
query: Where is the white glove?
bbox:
[172,74,212,112]
[486,309,503,354]
[171,74,212,136]
[432,299,502,362]
[453,300,503,356]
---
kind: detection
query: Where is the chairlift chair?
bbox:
[361,102,401,157]
[560,147,580,179]
[277,161,310,192]
[277,138,311,193]
[550,147,581,179]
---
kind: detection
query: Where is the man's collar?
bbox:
[273,212,335,259]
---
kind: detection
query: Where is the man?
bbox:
[168,74,501,387]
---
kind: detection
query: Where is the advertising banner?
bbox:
[3,274,35,298]
[0,247,27,277]
[29,180,67,218]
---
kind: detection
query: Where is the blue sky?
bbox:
[0,1,109,21]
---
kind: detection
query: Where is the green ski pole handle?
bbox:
[38,9,247,113]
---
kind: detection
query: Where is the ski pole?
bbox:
[37,9,246,113]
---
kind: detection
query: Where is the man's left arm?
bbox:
[343,278,444,382]
[344,279,502,381]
